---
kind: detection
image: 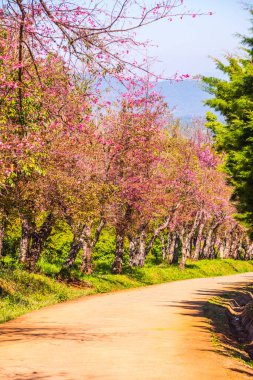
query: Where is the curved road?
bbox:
[1,273,253,380]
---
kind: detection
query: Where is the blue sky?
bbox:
[137,0,251,77]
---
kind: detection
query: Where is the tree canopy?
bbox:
[0,1,252,275]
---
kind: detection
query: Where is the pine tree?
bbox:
[203,8,253,231]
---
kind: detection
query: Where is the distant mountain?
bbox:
[156,80,211,121]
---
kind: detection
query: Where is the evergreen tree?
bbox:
[203,8,253,231]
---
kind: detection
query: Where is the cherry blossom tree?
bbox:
[97,85,168,273]
[0,0,250,276]
[0,0,210,80]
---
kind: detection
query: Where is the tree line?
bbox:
[0,1,252,275]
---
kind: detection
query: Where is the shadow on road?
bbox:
[0,325,111,344]
[0,371,74,380]
[160,280,253,375]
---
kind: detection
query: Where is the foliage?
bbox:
[0,0,251,276]
[203,8,253,230]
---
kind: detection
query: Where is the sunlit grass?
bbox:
[1,259,253,324]
[0,267,94,323]
[86,259,253,291]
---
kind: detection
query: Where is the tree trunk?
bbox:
[203,220,221,259]
[234,237,243,260]
[179,227,187,269]
[219,241,226,259]
[28,214,55,270]
[193,221,205,260]
[129,240,140,267]
[145,215,171,257]
[223,235,233,258]
[80,225,92,274]
[145,204,180,257]
[80,241,93,274]
[128,224,147,268]
[208,232,219,259]
[247,243,253,260]
[164,231,172,261]
[215,236,222,258]
[0,217,6,258]
[112,227,125,274]
[62,233,83,269]
[245,237,253,260]
[203,230,212,258]
[172,238,180,264]
[65,238,81,268]
[129,237,138,267]
[230,236,239,259]
[160,234,167,260]
[134,229,146,267]
[181,211,203,264]
[19,217,33,264]
[180,245,187,270]
[167,233,177,264]
[80,218,106,274]
[180,230,197,267]
[223,226,237,259]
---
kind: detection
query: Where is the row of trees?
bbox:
[1,84,252,273]
[0,0,252,275]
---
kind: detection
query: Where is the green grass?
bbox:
[85,259,253,292]
[1,259,253,324]
[0,266,95,323]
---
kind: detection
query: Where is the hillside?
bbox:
[157,79,210,121]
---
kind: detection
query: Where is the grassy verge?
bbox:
[85,259,253,292]
[1,259,253,324]
[204,286,253,368]
[0,267,94,324]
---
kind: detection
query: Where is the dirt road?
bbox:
[1,272,253,380]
